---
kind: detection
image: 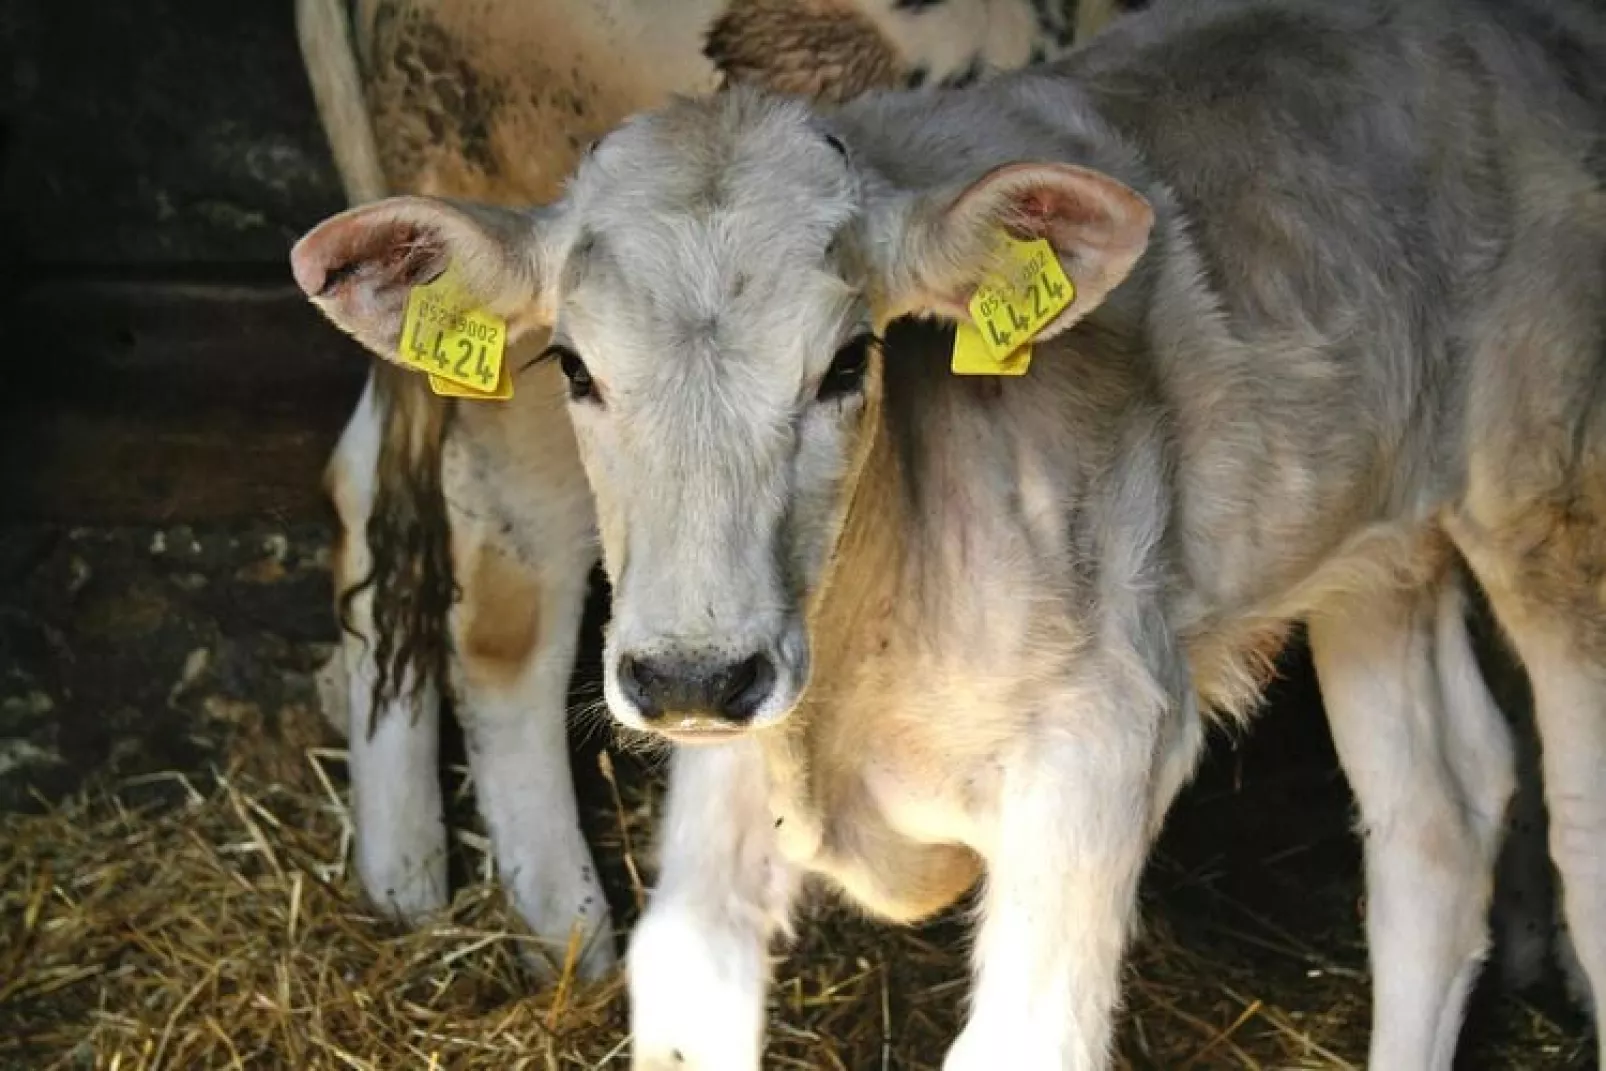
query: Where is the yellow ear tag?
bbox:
[963,234,1075,363]
[951,321,1034,376]
[428,358,514,400]
[398,264,509,398]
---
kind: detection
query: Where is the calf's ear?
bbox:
[290,195,557,364]
[870,163,1152,339]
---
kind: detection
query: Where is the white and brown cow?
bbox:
[296,0,1123,980]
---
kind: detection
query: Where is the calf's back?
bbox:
[828,0,1606,677]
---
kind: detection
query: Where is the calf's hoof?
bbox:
[356,827,450,924]
[499,853,619,983]
[628,902,766,1070]
[515,908,619,984]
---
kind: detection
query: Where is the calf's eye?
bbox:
[817,332,875,401]
[543,344,595,401]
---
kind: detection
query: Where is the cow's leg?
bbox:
[1309,573,1515,1071]
[450,527,616,980]
[1452,518,1606,1054]
[348,640,450,920]
[944,678,1197,1071]
[329,376,450,920]
[629,740,795,1071]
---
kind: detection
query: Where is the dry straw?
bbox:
[0,729,1582,1069]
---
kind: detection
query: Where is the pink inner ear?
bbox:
[1009,184,1118,247]
[292,214,446,300]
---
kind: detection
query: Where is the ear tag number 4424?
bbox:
[398,265,512,400]
[951,235,1074,376]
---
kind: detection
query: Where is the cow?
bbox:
[290,0,1606,1063]
[294,0,1122,982]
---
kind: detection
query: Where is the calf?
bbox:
[292,0,1606,1065]
[295,0,1122,980]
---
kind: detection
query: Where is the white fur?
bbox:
[1308,578,1516,1070]
[348,661,450,921]
[451,585,617,977]
[628,743,796,1070]
[296,0,386,204]
[947,714,1175,1069]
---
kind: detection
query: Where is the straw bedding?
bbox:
[0,524,1592,1069]
[0,744,1349,1070]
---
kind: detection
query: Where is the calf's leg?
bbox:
[1501,637,1606,1046]
[1451,515,1606,1056]
[944,677,1197,1071]
[1308,573,1515,1071]
[629,741,797,1071]
[329,376,449,921]
[346,643,449,920]
[450,532,616,980]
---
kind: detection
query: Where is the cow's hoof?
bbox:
[628,901,765,1071]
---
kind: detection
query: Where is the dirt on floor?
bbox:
[0,521,1596,1069]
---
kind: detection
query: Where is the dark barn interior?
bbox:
[0,2,1598,1068]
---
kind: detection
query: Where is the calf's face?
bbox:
[551,99,879,738]
[290,88,1154,742]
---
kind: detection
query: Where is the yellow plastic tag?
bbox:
[965,235,1074,361]
[398,264,508,393]
[951,321,1033,376]
[429,358,513,400]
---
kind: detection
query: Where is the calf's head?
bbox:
[291,87,1152,741]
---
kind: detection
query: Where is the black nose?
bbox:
[617,651,777,723]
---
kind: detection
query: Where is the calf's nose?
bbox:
[617,651,777,724]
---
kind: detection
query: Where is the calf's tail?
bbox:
[295,0,387,204]
[299,0,457,726]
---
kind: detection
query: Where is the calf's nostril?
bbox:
[617,650,778,724]
[616,654,663,720]
[718,652,776,721]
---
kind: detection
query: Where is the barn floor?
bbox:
[0,520,1596,1070]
